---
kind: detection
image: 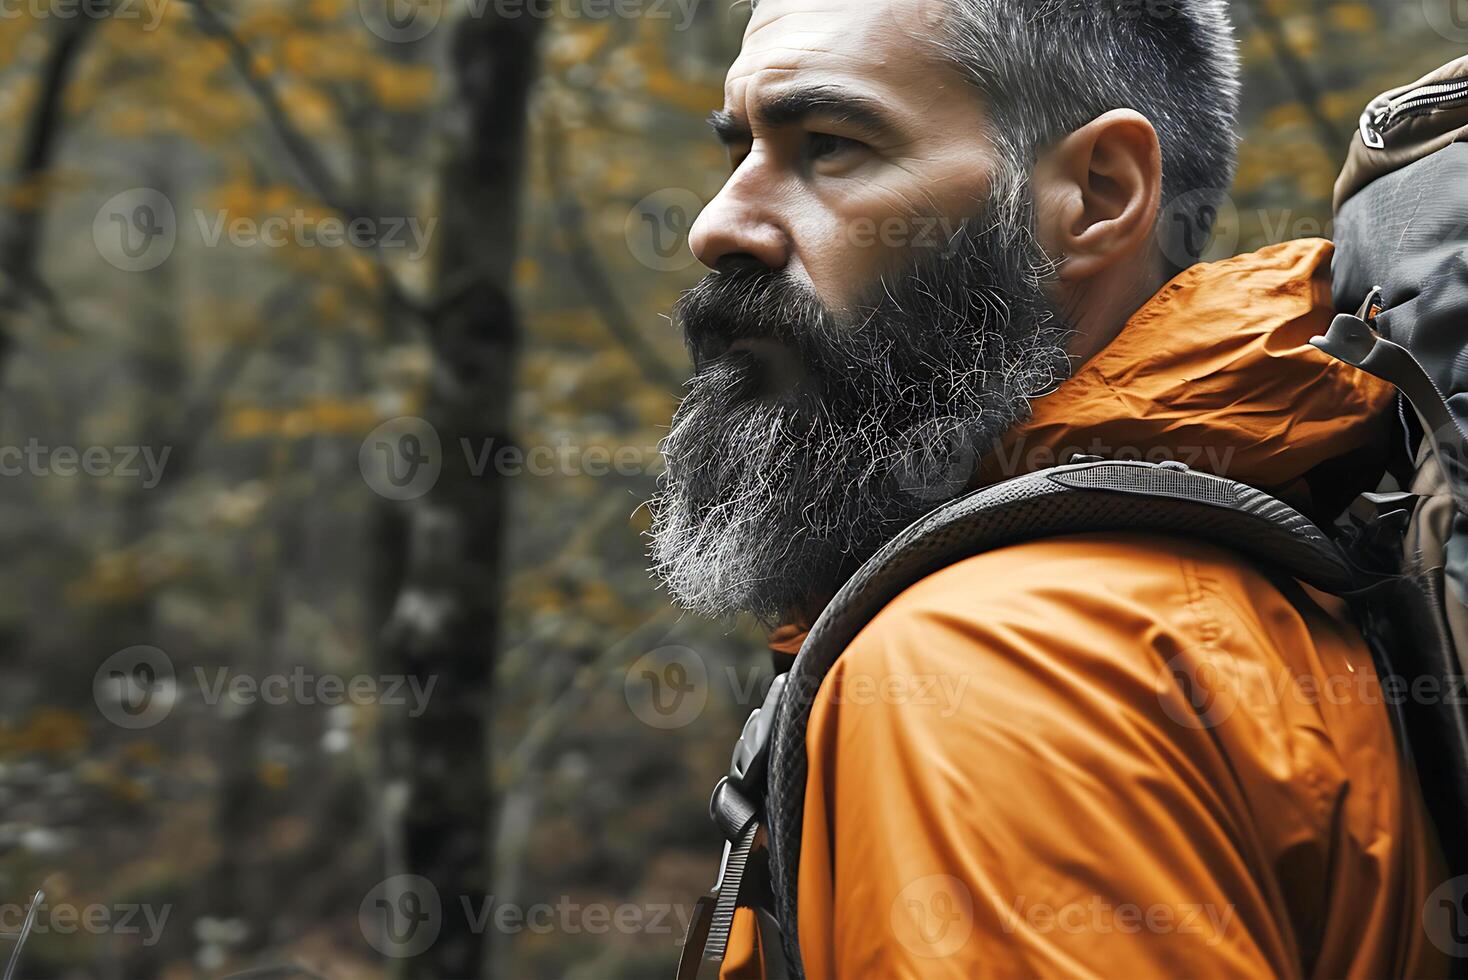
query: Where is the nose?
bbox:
[688,173,792,273]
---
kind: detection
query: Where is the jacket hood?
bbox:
[770,238,1396,655]
[976,237,1395,512]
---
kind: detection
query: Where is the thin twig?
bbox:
[183,0,430,325]
[499,606,678,787]
[541,111,687,392]
[2,889,45,980]
[0,6,109,347]
[185,0,344,211]
[1239,0,1345,160]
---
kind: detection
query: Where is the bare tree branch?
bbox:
[1238,0,1346,160]
[542,112,687,392]
[184,0,345,212]
[183,0,431,326]
[500,606,677,787]
[0,4,111,351]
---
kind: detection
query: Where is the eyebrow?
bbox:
[707,84,903,146]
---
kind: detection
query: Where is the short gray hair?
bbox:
[741,0,1242,265]
[937,0,1242,267]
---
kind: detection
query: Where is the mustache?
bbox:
[672,216,1063,384]
[672,264,828,375]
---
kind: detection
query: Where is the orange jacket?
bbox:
[723,238,1446,979]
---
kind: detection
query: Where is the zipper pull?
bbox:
[1359,97,1389,149]
[1357,285,1384,323]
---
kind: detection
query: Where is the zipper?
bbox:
[1359,75,1468,149]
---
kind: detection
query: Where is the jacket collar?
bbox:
[770,238,1395,653]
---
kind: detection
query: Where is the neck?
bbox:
[1060,246,1172,371]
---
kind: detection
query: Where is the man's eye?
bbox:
[805,132,862,161]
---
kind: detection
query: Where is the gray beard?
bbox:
[648,202,1072,626]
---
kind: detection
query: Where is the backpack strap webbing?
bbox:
[762,458,1356,978]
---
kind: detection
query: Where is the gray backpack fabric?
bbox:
[1333,60,1468,673]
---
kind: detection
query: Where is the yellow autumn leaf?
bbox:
[259,761,290,789]
[278,82,338,133]
[515,258,542,289]
[308,0,350,21]
[314,286,347,322]
[0,708,89,757]
[368,62,437,112]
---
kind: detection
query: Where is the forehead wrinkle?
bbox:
[722,62,902,136]
[726,13,971,132]
[726,40,875,98]
[741,2,846,43]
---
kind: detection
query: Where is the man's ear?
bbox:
[1032,108,1162,283]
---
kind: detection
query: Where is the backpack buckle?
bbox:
[709,672,787,842]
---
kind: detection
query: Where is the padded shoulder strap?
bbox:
[764,458,1353,978]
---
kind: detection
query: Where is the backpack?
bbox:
[678,57,1468,980]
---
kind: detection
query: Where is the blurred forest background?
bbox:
[0,0,1459,976]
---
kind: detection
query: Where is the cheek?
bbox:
[788,195,916,310]
[790,165,995,309]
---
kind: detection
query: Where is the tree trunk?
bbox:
[373,8,541,978]
[0,3,109,362]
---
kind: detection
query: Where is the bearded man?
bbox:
[647,0,1445,975]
